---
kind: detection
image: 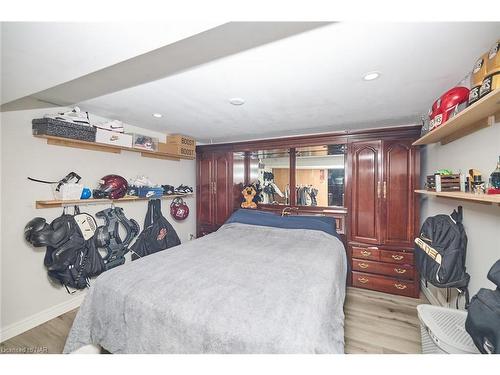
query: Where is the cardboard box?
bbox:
[96,128,133,148]
[158,142,196,159]
[167,134,196,150]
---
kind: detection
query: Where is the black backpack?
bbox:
[415,207,470,305]
[44,207,105,292]
[131,199,181,260]
[465,260,500,354]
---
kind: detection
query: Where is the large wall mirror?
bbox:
[250,149,290,205]
[295,144,346,207]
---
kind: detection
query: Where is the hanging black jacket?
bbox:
[131,199,181,260]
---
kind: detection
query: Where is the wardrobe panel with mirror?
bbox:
[252,149,291,205]
[294,144,346,208]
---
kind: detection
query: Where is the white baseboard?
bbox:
[0,293,85,342]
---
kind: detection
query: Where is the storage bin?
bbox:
[32,118,96,142]
[426,174,464,192]
[52,183,84,201]
[133,134,158,151]
[137,186,164,199]
[417,304,479,354]
[167,134,196,149]
[95,128,133,148]
[166,134,196,159]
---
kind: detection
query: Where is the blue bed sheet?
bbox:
[225,209,339,239]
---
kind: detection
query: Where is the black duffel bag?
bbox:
[131,199,181,260]
[465,259,500,354]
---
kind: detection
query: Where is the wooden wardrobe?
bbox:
[196,151,233,237]
[196,125,421,298]
[348,138,420,297]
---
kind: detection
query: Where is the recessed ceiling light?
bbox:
[363,72,381,81]
[229,97,245,106]
[152,113,162,118]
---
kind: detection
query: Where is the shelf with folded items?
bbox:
[35,193,194,209]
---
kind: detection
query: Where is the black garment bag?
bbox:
[131,199,181,260]
[465,259,500,354]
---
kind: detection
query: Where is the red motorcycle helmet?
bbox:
[429,86,469,130]
[93,175,128,199]
[170,197,189,220]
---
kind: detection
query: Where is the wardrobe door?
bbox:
[382,140,415,246]
[197,153,215,227]
[214,152,233,226]
[350,140,383,244]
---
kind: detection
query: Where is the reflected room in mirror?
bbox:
[295,144,346,207]
[249,149,290,205]
[233,152,246,208]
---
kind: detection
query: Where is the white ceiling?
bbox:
[1,21,221,104]
[79,22,500,143]
[2,22,500,143]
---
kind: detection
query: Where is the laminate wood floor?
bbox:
[1,287,428,354]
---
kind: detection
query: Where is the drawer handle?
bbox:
[392,255,404,261]
[394,268,407,274]
[360,250,372,257]
[367,246,379,250]
[394,283,407,290]
[358,277,369,284]
[358,263,369,269]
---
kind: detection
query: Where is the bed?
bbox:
[63,209,347,354]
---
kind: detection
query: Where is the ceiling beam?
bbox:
[1,22,331,112]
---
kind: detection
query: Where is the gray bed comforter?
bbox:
[63,222,347,353]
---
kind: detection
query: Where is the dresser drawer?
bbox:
[351,246,380,261]
[380,250,414,265]
[352,259,415,280]
[352,271,416,297]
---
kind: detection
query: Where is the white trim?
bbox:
[0,294,85,342]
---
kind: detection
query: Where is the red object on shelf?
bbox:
[429,86,470,130]
[487,188,500,195]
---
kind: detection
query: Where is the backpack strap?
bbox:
[451,205,463,224]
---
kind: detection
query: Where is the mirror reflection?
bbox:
[250,149,290,205]
[295,145,346,207]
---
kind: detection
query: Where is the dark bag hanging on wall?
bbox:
[26,206,105,293]
[131,199,181,260]
[465,259,500,354]
[414,206,470,304]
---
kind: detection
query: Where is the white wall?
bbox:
[0,107,196,340]
[420,120,500,307]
